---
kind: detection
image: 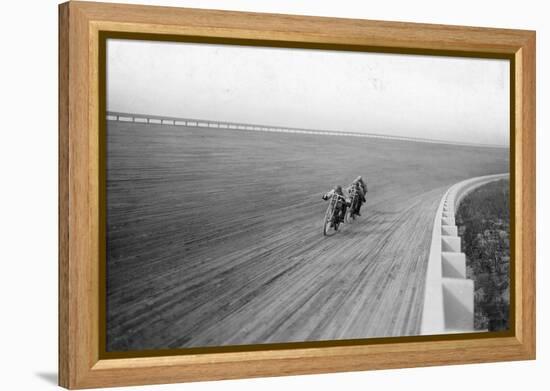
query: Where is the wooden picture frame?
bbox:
[59,1,536,389]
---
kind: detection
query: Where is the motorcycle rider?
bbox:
[322,185,349,225]
[349,176,367,216]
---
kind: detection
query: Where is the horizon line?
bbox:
[106,111,509,149]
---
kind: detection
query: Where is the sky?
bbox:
[107,39,510,146]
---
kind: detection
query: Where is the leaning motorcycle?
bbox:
[345,187,360,223]
[323,193,347,236]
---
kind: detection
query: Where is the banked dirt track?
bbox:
[106,121,508,351]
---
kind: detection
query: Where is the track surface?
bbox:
[106,121,508,351]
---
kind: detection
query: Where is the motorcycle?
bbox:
[323,193,348,236]
[345,187,360,223]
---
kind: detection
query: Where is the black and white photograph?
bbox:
[105,38,511,352]
[3,0,547,389]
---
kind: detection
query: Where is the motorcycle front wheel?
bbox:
[323,205,337,236]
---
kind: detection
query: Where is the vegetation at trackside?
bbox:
[456,179,510,331]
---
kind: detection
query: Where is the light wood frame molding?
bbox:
[59,1,536,389]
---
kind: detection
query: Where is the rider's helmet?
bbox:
[335,185,343,194]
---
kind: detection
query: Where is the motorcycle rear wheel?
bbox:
[345,198,357,223]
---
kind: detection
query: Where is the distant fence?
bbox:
[106,111,507,149]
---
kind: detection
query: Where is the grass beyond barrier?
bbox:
[456,179,510,331]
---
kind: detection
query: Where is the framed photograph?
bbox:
[59,1,536,389]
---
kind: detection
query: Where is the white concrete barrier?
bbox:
[442,236,461,252]
[421,173,509,335]
[442,278,475,331]
[442,252,467,279]
[441,225,457,236]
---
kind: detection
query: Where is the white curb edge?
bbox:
[421,173,509,335]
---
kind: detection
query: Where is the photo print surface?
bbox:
[105,38,510,352]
